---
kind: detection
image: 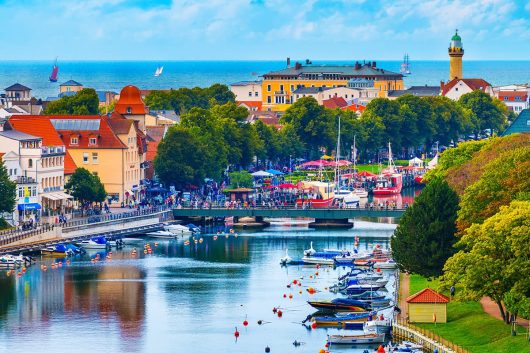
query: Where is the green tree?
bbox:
[425,96,470,146]
[229,171,253,188]
[65,168,106,206]
[144,90,171,110]
[204,84,236,105]
[154,125,209,189]
[45,88,100,115]
[396,94,434,149]
[457,146,530,231]
[458,90,507,136]
[0,161,16,215]
[254,120,281,163]
[391,177,459,277]
[442,200,530,324]
[280,97,335,158]
[363,98,403,149]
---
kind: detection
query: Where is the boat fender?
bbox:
[311,322,317,329]
[277,310,283,318]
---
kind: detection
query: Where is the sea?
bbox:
[1,60,530,100]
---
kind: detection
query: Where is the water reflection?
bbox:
[0,222,396,353]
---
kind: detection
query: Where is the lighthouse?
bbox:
[448,30,464,80]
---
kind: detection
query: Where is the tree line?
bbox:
[391,133,530,325]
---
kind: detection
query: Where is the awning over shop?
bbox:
[17,203,41,211]
[41,192,73,201]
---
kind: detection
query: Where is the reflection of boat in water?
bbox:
[147,230,179,239]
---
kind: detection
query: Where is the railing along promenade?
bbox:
[0,224,56,247]
[393,317,470,353]
[172,203,407,219]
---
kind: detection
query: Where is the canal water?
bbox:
[0,221,396,353]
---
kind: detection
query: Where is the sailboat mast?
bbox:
[335,115,341,186]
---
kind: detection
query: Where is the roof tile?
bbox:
[406,288,449,304]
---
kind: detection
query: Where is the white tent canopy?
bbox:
[427,154,439,169]
[251,171,273,177]
[409,157,424,167]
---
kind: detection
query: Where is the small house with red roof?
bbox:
[406,288,449,323]
[441,78,493,100]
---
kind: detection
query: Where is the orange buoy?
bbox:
[315,272,319,276]
[299,290,302,294]
[377,345,385,353]
[288,294,293,299]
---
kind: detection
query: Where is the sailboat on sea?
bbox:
[49,58,59,82]
[400,54,411,75]
[154,66,164,77]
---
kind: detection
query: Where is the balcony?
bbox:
[274,91,287,96]
[15,176,37,184]
[43,186,63,193]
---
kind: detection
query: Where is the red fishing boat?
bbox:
[296,181,335,208]
[49,58,58,82]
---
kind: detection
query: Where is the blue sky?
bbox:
[1,0,529,60]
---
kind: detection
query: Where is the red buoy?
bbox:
[234,327,240,338]
[243,320,248,327]
[277,310,283,318]
[311,322,317,329]
[293,279,298,284]
[283,294,287,298]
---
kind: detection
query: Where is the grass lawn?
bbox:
[408,275,530,353]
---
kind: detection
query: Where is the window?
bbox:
[18,188,23,198]
[290,85,294,92]
[70,137,78,145]
[267,85,271,92]
[280,84,284,92]
[28,159,33,168]
[127,107,132,114]
[248,92,252,97]
[89,137,97,145]
[267,96,271,103]
[527,120,530,126]
[83,153,89,164]
[455,87,458,92]
[13,169,16,176]
[255,92,258,97]
[92,152,98,164]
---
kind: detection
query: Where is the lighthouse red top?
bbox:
[115,85,147,115]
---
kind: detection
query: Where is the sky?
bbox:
[0,0,529,61]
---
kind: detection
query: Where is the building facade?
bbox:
[230,81,262,102]
[493,85,529,114]
[261,61,403,111]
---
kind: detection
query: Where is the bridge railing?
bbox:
[63,205,170,228]
[0,224,56,247]
[174,202,407,211]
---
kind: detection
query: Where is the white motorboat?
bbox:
[334,188,360,207]
[363,317,392,334]
[165,224,193,235]
[301,256,335,265]
[77,236,108,249]
[353,188,368,198]
[373,260,397,269]
[0,254,25,269]
[121,237,145,245]
[328,332,386,344]
[147,230,178,239]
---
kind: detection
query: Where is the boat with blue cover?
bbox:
[76,236,109,249]
[41,244,70,257]
[309,310,377,327]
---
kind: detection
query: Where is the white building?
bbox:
[441,78,493,100]
[230,81,262,102]
[493,84,529,115]
[292,86,378,105]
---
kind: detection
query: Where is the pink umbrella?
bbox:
[278,183,297,189]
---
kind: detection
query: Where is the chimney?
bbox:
[287,57,291,68]
[295,62,302,70]
[372,61,376,68]
[355,61,361,70]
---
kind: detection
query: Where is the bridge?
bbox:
[172,206,406,228]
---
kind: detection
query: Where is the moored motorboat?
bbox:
[344,283,386,294]
[301,256,335,265]
[328,332,386,344]
[307,298,370,312]
[77,236,108,249]
[373,260,397,269]
[147,230,178,238]
[363,316,392,334]
[310,310,376,328]
[41,244,72,257]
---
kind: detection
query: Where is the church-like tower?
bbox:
[448,30,464,80]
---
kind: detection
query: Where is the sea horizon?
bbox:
[1,60,529,100]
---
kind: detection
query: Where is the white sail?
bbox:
[154,66,163,77]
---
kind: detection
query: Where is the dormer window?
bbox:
[127,107,132,114]
[89,137,97,145]
[70,137,79,145]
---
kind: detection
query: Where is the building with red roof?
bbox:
[237,101,262,111]
[322,97,348,109]
[441,78,493,100]
[341,103,366,115]
[406,288,449,323]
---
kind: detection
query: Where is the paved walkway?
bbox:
[398,272,410,319]
[480,297,529,328]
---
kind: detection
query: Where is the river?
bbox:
[0,221,397,353]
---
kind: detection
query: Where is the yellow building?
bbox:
[261,61,404,111]
[59,80,84,94]
[448,30,464,80]
[406,288,449,323]
[47,115,144,206]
